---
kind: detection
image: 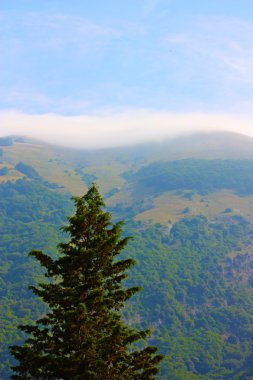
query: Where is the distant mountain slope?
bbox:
[144,132,253,161]
[1,132,253,194]
[1,132,253,225]
[125,159,253,197]
[1,132,253,378]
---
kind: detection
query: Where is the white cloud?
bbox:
[1,109,253,149]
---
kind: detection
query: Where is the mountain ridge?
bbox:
[1,131,253,378]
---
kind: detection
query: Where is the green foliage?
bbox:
[1,157,253,379]
[123,216,253,379]
[15,162,40,179]
[10,185,163,379]
[0,178,73,379]
[125,159,253,196]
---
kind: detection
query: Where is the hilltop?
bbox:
[1,132,253,224]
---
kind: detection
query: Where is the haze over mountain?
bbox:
[1,131,253,379]
[2,111,253,149]
[1,131,253,220]
[2,1,253,148]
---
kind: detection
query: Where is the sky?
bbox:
[1,0,253,148]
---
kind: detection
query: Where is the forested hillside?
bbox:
[125,159,253,196]
[125,217,253,379]
[1,135,253,379]
[0,178,73,377]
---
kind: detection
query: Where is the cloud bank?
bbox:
[1,109,253,149]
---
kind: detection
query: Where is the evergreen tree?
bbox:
[11,184,163,379]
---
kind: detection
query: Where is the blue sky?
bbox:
[1,0,253,147]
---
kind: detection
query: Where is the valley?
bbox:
[1,132,253,379]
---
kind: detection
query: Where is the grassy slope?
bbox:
[135,191,253,225]
[1,132,253,223]
[2,141,87,195]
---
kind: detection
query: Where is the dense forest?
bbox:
[1,156,253,379]
[0,178,73,378]
[125,159,253,196]
[124,217,253,379]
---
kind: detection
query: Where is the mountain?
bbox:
[1,132,253,379]
[2,132,253,195]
